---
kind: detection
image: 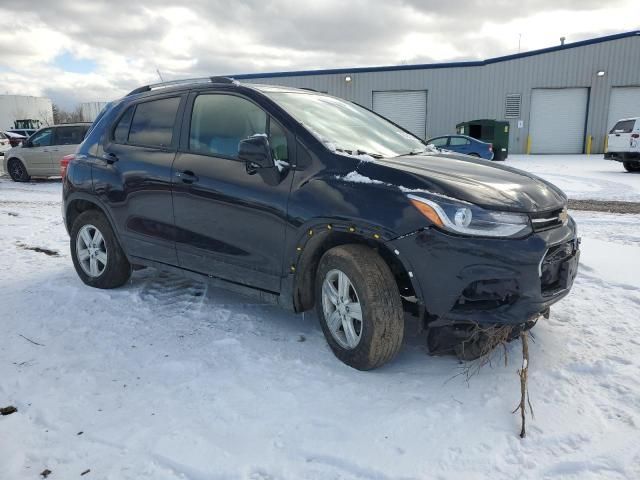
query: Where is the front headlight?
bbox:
[408,193,532,238]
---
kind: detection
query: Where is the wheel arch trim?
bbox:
[287,219,422,312]
[64,193,119,238]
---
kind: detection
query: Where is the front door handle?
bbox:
[175,170,199,184]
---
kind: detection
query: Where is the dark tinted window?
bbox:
[189,94,267,158]
[611,119,635,134]
[450,136,471,146]
[30,128,53,147]
[113,106,134,143]
[428,137,448,147]
[128,97,180,147]
[55,125,88,145]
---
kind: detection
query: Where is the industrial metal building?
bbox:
[0,95,53,131]
[234,30,640,154]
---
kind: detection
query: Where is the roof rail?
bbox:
[126,76,238,96]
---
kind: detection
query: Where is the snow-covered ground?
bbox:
[1,159,640,479]
[505,154,640,202]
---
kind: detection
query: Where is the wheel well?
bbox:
[293,230,416,312]
[65,199,104,231]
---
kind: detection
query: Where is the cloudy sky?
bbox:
[0,0,637,108]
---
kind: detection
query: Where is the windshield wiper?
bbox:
[335,147,385,159]
[396,146,438,157]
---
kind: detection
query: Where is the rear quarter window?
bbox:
[113,106,134,144]
[127,97,181,148]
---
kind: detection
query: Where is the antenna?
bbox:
[560,36,566,46]
[518,33,522,53]
[156,69,164,82]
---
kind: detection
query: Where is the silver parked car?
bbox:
[2,123,91,181]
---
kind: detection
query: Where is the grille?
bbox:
[530,207,566,232]
[540,241,576,295]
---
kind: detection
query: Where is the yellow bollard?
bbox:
[526,135,532,154]
[604,135,608,153]
[586,135,592,155]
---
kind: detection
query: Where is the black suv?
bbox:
[63,77,580,370]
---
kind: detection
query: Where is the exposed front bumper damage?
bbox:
[389,217,580,331]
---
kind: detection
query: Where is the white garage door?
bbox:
[607,87,640,131]
[529,88,588,153]
[372,90,427,139]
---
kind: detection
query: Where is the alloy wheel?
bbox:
[9,160,25,180]
[76,224,108,277]
[321,269,363,349]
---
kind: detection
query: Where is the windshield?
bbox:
[264,91,426,158]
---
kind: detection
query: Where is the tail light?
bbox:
[60,154,75,178]
[489,143,493,152]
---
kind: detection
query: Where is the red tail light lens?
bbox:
[60,154,75,178]
[489,143,493,152]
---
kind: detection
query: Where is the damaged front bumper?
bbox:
[389,216,580,329]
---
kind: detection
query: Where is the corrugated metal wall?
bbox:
[239,35,640,154]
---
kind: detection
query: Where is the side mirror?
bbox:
[22,141,31,148]
[238,135,273,169]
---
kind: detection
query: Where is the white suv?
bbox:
[2,123,91,181]
[605,117,640,172]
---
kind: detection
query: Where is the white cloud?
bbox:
[0,0,635,108]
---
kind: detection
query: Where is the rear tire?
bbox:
[70,210,131,289]
[623,161,640,172]
[7,158,30,182]
[315,244,404,370]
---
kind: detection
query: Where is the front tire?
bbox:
[315,244,404,370]
[7,158,30,182]
[70,210,131,288]
[623,161,640,172]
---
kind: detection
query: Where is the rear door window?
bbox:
[450,136,471,146]
[54,126,88,145]
[610,120,635,134]
[127,97,181,148]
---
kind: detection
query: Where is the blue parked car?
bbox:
[426,134,494,160]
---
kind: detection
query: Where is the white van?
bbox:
[605,117,640,172]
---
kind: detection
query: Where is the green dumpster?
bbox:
[456,119,510,161]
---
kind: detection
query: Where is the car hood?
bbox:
[372,152,567,212]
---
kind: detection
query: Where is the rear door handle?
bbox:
[103,152,119,164]
[175,170,199,184]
